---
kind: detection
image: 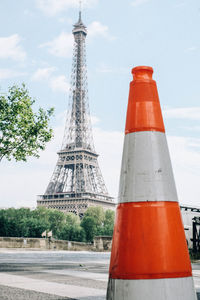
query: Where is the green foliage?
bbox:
[80,207,115,242]
[83,206,105,225]
[81,216,97,242]
[0,84,54,162]
[103,210,115,236]
[66,213,85,242]
[65,212,80,226]
[0,207,115,242]
[57,213,85,242]
[48,209,65,236]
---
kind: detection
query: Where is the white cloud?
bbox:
[50,75,70,92]
[167,135,200,206]
[88,21,115,40]
[96,65,113,73]
[185,46,197,52]
[58,17,73,24]
[96,63,129,74]
[0,69,26,80]
[36,0,98,16]
[36,0,77,15]
[93,127,123,199]
[182,126,200,132]
[168,136,200,172]
[174,2,186,8]
[40,32,73,58]
[131,0,149,7]
[163,107,200,120]
[91,115,100,125]
[0,122,64,208]
[32,67,70,93]
[32,67,56,81]
[40,21,114,59]
[0,34,26,61]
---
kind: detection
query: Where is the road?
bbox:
[0,249,200,300]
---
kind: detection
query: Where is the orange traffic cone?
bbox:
[106,66,196,299]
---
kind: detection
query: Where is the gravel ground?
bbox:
[0,285,73,300]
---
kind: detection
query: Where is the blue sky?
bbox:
[0,0,200,208]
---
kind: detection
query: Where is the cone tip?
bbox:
[132,66,153,81]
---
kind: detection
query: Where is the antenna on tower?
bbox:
[79,0,82,20]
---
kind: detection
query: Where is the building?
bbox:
[37,10,115,217]
[181,205,200,249]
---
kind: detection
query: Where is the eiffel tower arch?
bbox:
[37,11,115,217]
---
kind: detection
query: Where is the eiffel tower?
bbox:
[37,10,115,217]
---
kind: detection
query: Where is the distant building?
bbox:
[181,205,200,249]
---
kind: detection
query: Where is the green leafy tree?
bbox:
[65,212,80,226]
[81,216,97,242]
[31,207,50,226]
[14,208,32,237]
[83,207,105,226]
[48,209,65,236]
[102,210,115,236]
[0,84,54,162]
[0,206,114,242]
[23,217,47,238]
[2,208,20,237]
[58,213,85,242]
[81,207,105,242]
[0,210,7,236]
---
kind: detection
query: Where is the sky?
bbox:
[0,0,200,208]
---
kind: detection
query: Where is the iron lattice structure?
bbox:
[37,12,115,217]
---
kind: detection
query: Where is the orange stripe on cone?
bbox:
[109,201,192,280]
[125,66,165,134]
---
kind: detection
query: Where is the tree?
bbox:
[81,207,105,242]
[83,206,105,227]
[0,84,54,162]
[65,212,80,227]
[81,216,97,242]
[0,206,114,241]
[57,213,85,242]
[102,210,115,236]
[48,209,65,236]
[0,210,7,236]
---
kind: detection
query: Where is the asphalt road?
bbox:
[0,250,109,300]
[0,249,200,300]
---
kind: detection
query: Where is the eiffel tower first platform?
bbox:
[37,11,115,217]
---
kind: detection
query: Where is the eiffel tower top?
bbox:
[61,8,95,152]
[73,3,87,35]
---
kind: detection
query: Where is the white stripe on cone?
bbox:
[107,277,197,300]
[118,131,178,203]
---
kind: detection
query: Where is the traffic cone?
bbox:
[106,66,196,300]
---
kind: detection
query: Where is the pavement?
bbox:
[0,249,200,299]
[0,249,109,300]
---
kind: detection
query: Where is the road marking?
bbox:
[41,269,108,281]
[0,273,106,298]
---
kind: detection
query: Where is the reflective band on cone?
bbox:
[106,66,197,300]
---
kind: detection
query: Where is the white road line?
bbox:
[41,269,108,282]
[0,273,106,298]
